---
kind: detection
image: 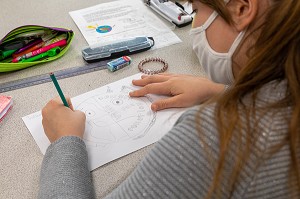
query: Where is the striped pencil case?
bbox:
[0,25,74,72]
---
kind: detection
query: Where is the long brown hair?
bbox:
[195,0,300,198]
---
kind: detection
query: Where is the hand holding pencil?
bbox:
[42,73,86,143]
[41,96,86,143]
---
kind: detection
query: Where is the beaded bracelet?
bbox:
[138,57,168,75]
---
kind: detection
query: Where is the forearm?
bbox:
[38,136,95,199]
[199,82,227,104]
[210,82,228,96]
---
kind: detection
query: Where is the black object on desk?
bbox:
[82,36,154,63]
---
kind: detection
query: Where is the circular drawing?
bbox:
[76,89,156,147]
[96,25,112,33]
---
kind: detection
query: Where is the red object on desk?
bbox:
[0,95,13,123]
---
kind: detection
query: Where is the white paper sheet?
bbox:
[69,0,181,49]
[183,1,195,17]
[22,73,185,171]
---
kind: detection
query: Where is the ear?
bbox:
[227,0,258,31]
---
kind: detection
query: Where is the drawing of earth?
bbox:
[96,25,112,33]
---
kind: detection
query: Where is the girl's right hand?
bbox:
[41,96,86,143]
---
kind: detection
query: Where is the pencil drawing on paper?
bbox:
[75,85,156,147]
[22,73,186,170]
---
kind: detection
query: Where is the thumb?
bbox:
[151,96,182,111]
[74,110,86,121]
[65,96,75,111]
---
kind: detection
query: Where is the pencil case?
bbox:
[0,25,74,72]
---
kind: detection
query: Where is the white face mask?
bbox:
[189,11,245,85]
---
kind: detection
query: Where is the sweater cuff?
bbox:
[46,136,86,153]
[39,136,95,199]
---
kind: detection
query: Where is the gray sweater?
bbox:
[38,81,299,198]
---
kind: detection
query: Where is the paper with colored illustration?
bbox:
[69,0,181,49]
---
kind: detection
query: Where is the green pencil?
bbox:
[49,73,69,107]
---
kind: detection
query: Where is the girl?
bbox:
[40,0,300,198]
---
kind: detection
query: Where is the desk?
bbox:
[0,0,204,198]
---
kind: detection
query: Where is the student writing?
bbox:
[39,0,300,198]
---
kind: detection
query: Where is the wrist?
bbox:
[209,83,226,97]
[47,135,85,152]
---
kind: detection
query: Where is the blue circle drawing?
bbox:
[96,25,112,33]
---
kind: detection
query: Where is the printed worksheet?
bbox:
[69,0,181,49]
[22,73,186,171]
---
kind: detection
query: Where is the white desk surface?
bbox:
[0,0,205,198]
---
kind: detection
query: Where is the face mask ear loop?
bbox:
[190,11,219,34]
[227,28,247,56]
[201,11,219,30]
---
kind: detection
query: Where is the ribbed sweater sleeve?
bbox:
[38,136,95,199]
